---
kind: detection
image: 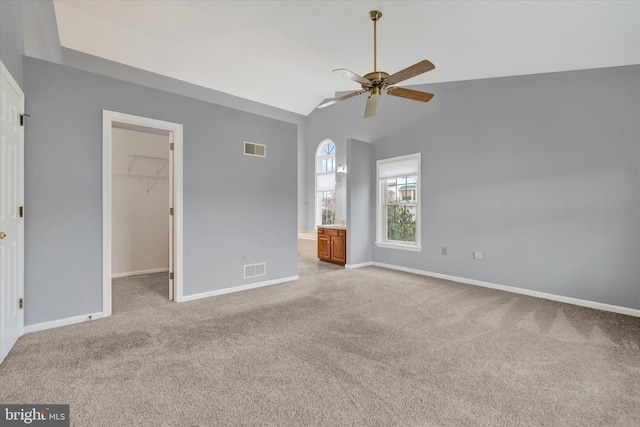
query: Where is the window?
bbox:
[316,139,336,226]
[376,153,421,251]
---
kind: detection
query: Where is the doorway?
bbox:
[102,111,183,317]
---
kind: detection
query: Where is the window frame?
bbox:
[315,139,337,227]
[375,153,422,251]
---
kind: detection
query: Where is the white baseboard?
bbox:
[345,261,374,269]
[112,268,169,278]
[372,262,640,318]
[180,275,299,303]
[24,312,104,334]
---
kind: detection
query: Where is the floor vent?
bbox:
[244,262,267,278]
[244,141,266,158]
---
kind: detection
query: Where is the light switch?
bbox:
[473,251,484,260]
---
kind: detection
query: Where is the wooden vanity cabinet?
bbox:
[317,228,346,265]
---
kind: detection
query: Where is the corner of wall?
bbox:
[22,0,61,64]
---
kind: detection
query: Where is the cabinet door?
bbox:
[318,235,331,260]
[331,236,346,264]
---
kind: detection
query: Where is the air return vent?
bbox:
[244,262,266,278]
[244,141,266,158]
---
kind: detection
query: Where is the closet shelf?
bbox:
[116,154,170,194]
[126,154,168,175]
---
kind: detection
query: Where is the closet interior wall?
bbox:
[111,127,170,277]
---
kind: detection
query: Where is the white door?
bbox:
[168,132,174,300]
[0,61,25,364]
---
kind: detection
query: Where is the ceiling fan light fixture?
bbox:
[317,10,436,118]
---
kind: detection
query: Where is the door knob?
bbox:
[0,231,6,239]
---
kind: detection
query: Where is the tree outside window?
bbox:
[384,176,417,243]
[320,191,335,225]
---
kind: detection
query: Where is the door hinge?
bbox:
[170,142,174,151]
[20,113,31,126]
[170,272,174,280]
[19,206,23,218]
[19,298,23,309]
[170,207,174,215]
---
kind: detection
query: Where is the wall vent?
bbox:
[244,141,266,158]
[244,262,267,278]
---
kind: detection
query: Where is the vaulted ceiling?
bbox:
[53,1,639,116]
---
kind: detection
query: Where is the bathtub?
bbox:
[297,231,317,259]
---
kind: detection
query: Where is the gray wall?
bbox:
[1,0,24,86]
[307,65,640,310]
[23,57,298,325]
[372,66,639,310]
[346,139,374,266]
[61,48,309,231]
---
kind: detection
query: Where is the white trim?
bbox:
[345,262,374,269]
[372,262,640,318]
[374,242,422,252]
[180,276,299,303]
[112,268,169,279]
[24,312,104,334]
[102,114,111,316]
[102,110,184,317]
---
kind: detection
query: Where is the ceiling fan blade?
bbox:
[364,94,380,118]
[386,87,434,103]
[333,68,371,86]
[317,91,365,109]
[385,60,435,85]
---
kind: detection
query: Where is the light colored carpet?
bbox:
[111,272,170,314]
[297,258,344,277]
[1,266,639,426]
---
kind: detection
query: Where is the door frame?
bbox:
[102,110,184,317]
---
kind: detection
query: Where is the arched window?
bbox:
[316,139,336,226]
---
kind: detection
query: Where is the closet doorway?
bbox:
[102,111,183,317]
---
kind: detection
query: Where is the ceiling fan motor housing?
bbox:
[363,71,389,89]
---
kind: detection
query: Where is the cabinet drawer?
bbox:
[320,228,339,237]
[338,230,346,237]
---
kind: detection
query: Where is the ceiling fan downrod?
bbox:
[370,10,382,72]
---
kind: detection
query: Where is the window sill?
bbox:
[375,242,422,252]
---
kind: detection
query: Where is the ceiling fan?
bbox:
[317,10,435,118]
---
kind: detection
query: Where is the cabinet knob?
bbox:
[0,231,6,240]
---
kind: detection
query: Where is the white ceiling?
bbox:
[53,1,639,116]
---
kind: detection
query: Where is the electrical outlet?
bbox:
[473,251,484,260]
[441,247,447,256]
